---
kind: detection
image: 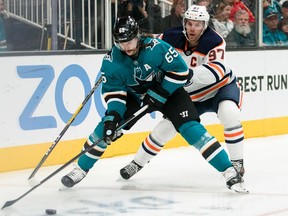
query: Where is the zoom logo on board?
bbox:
[17,64,105,130]
[17,64,156,131]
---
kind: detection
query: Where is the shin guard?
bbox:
[78,128,108,171]
[179,121,231,172]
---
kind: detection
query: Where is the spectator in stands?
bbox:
[226,9,256,47]
[196,0,215,27]
[145,0,164,33]
[278,18,288,37]
[277,1,288,37]
[196,0,215,15]
[128,0,163,33]
[224,0,255,23]
[0,0,7,51]
[211,1,234,38]
[195,0,210,5]
[280,1,288,22]
[263,0,282,19]
[263,7,288,45]
[160,0,185,32]
[242,0,255,14]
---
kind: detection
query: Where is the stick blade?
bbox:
[27,174,34,180]
[2,199,17,209]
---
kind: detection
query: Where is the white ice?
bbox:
[1,134,288,216]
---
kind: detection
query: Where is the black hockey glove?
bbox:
[143,83,170,113]
[103,111,122,144]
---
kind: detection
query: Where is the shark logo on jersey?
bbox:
[129,71,157,94]
[145,39,159,50]
[103,50,113,62]
[133,65,156,82]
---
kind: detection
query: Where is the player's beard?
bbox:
[235,24,251,36]
[124,49,137,56]
[121,39,140,57]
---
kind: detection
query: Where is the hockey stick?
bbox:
[63,23,70,50]
[28,76,102,183]
[2,105,149,209]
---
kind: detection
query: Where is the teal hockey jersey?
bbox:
[100,37,189,118]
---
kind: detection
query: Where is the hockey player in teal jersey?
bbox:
[119,6,248,193]
[61,16,246,193]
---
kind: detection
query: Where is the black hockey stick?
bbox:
[28,76,102,182]
[2,105,149,209]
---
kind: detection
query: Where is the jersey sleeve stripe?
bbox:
[164,76,187,85]
[103,91,127,102]
[208,62,225,78]
[211,61,226,72]
[190,77,230,101]
[106,97,126,105]
[165,70,189,80]
[203,64,220,81]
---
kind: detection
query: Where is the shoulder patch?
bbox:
[145,39,160,50]
[103,49,113,62]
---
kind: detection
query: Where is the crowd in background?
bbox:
[0,0,7,51]
[1,0,288,52]
[117,0,288,47]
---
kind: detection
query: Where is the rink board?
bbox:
[0,50,288,172]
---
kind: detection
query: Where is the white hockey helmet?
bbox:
[183,5,210,30]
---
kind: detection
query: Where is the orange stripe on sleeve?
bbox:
[208,63,224,78]
[191,77,229,100]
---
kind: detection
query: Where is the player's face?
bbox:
[118,38,139,56]
[185,19,205,42]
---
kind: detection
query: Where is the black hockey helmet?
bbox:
[113,16,139,43]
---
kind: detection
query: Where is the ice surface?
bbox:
[1,134,288,216]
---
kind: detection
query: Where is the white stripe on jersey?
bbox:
[102,90,127,99]
[164,75,188,85]
[178,44,236,102]
[107,97,126,106]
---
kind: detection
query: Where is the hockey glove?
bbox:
[103,111,122,144]
[143,83,170,113]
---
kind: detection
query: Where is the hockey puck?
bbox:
[45,209,57,215]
